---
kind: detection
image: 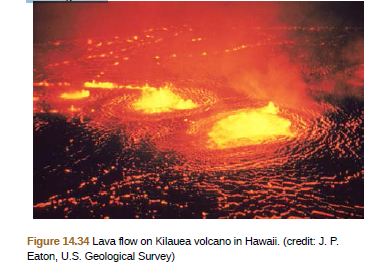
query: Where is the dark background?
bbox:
[34,1,364,43]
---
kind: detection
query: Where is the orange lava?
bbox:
[60,90,90,100]
[208,102,293,149]
[84,80,117,89]
[133,84,198,113]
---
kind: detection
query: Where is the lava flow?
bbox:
[33,2,364,219]
[208,102,293,149]
[133,85,197,113]
[60,90,90,100]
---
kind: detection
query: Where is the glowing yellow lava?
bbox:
[84,80,116,89]
[208,102,293,149]
[60,90,90,100]
[133,85,197,113]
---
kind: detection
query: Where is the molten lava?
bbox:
[60,90,90,100]
[84,80,117,89]
[208,102,293,149]
[133,85,197,113]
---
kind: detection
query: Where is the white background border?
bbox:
[0,1,374,262]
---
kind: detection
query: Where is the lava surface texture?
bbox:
[33,2,364,219]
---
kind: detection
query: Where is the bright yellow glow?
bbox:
[60,90,90,100]
[84,80,116,89]
[208,102,293,149]
[133,85,197,113]
[69,105,79,112]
